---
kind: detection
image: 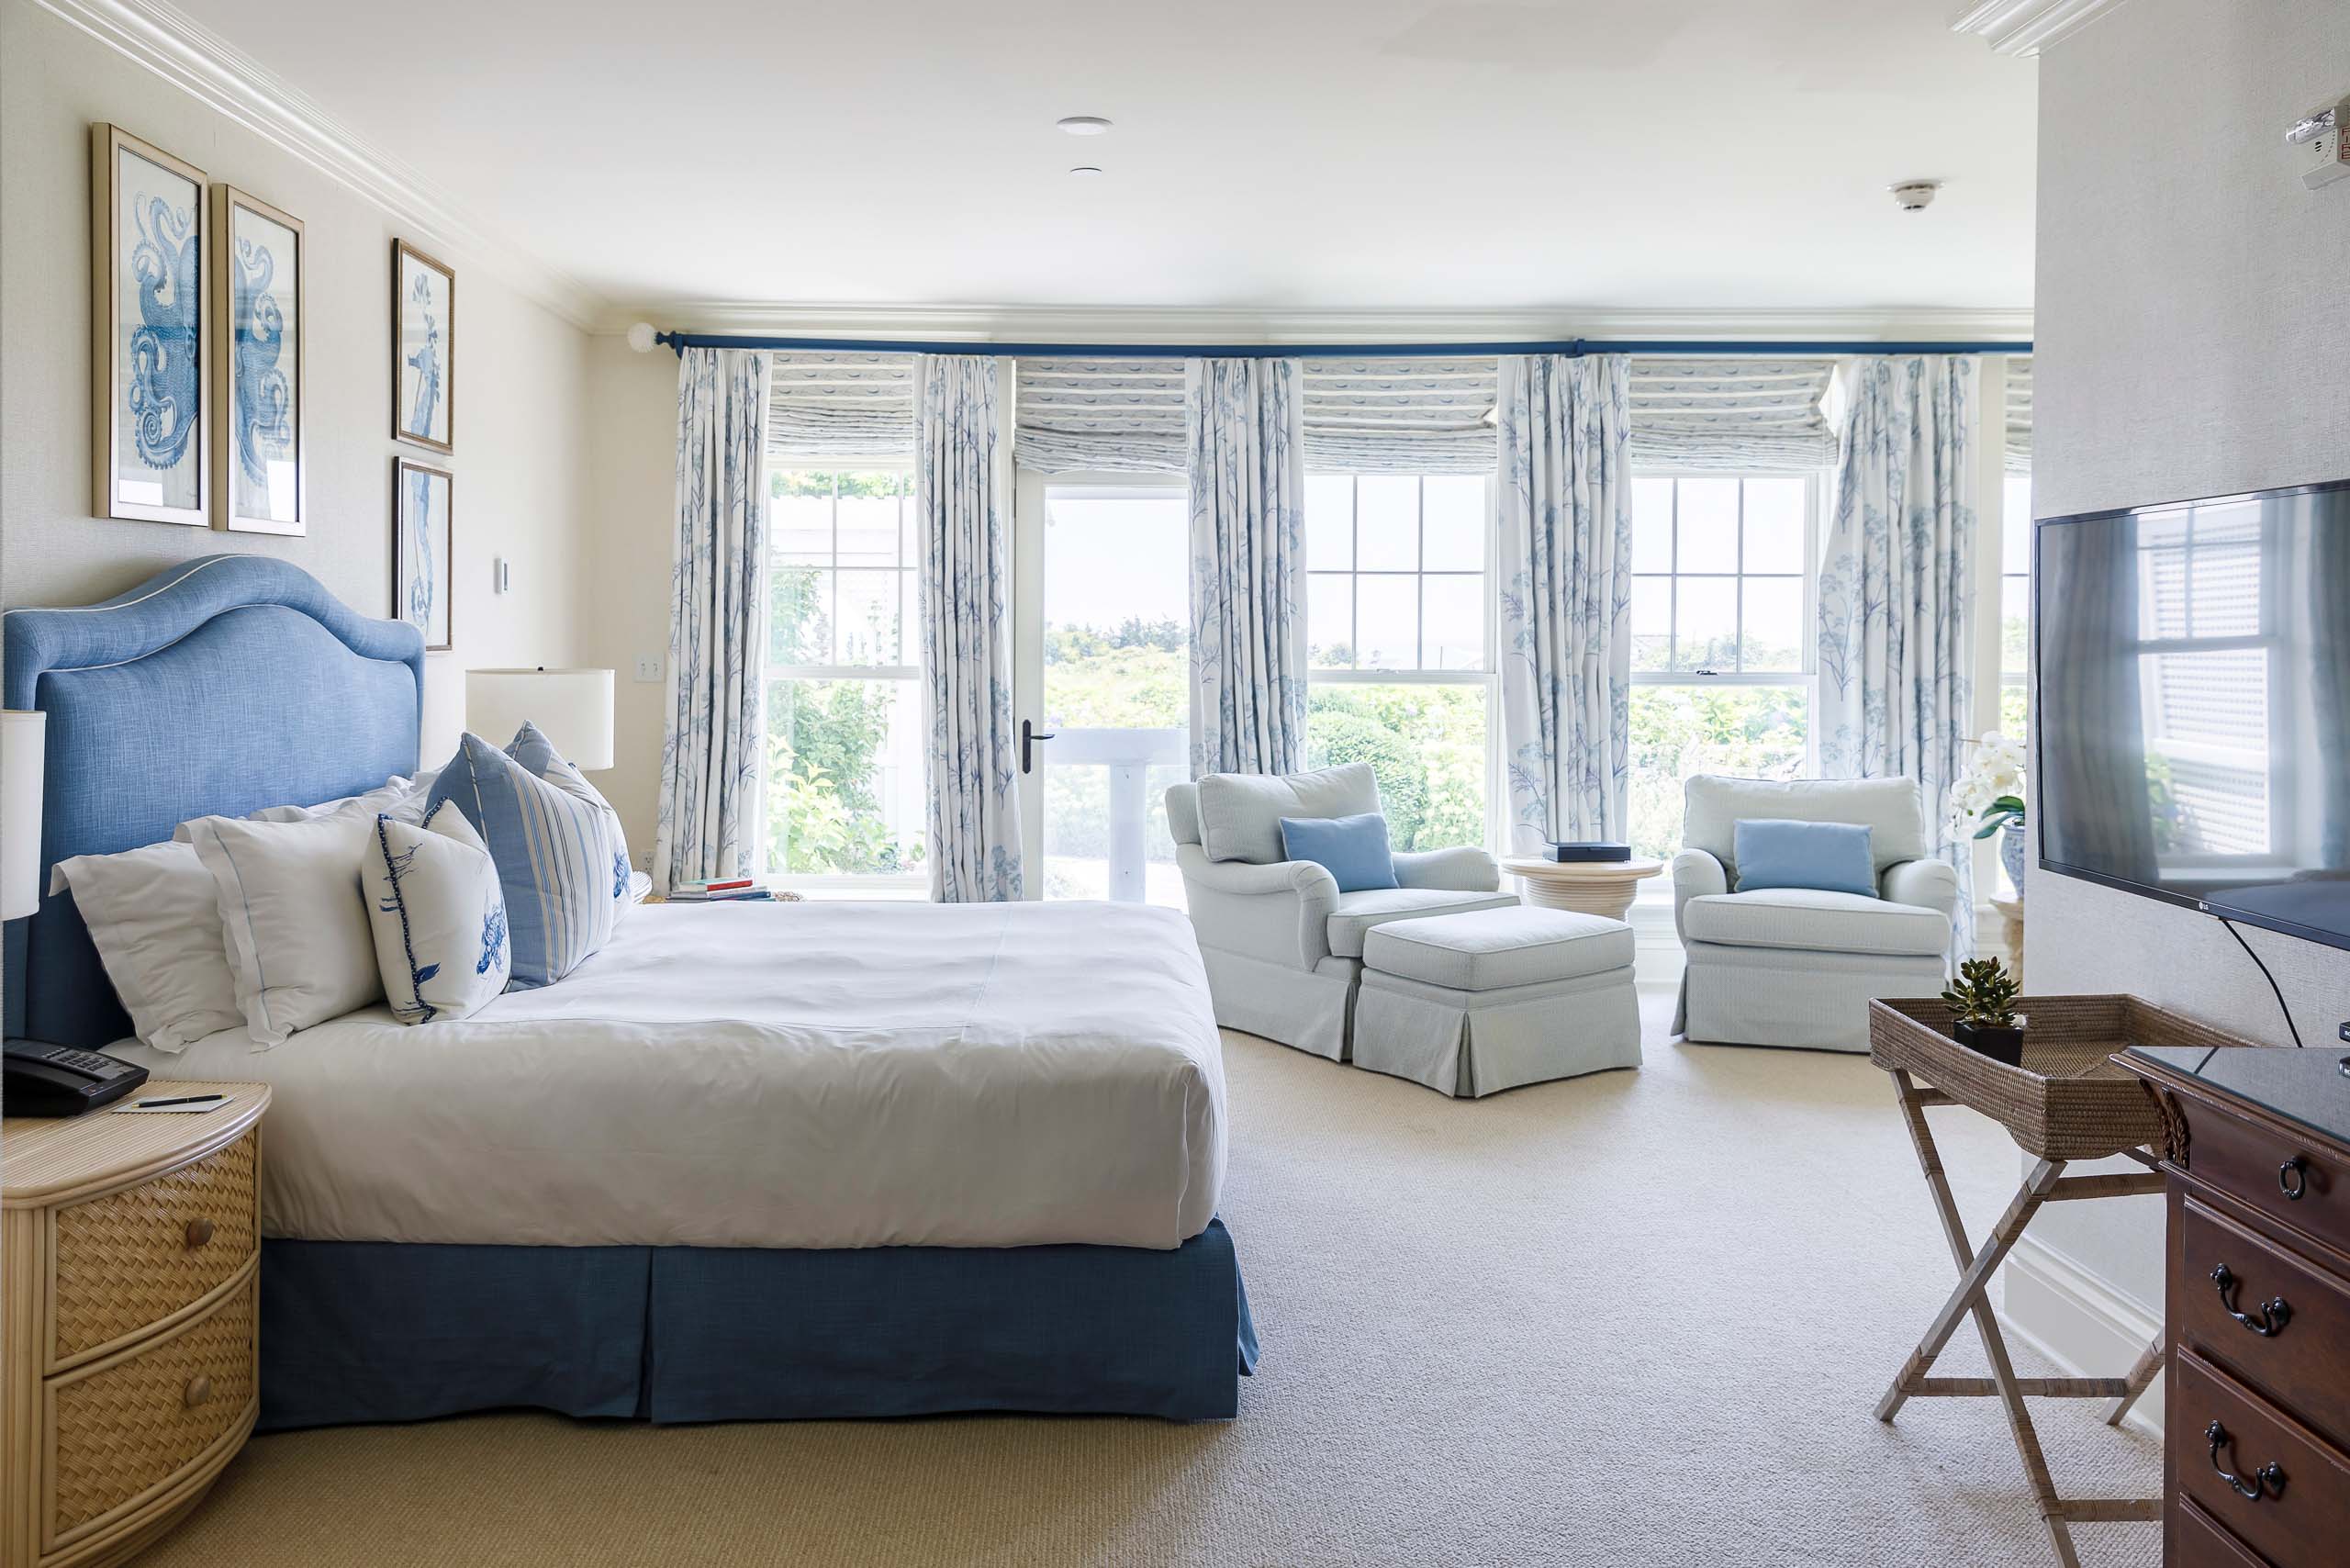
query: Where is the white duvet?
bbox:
[116,901,1227,1250]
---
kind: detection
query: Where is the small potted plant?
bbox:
[1942,956,2028,1066]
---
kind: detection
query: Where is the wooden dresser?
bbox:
[2121,1047,2350,1568]
[2,1084,268,1568]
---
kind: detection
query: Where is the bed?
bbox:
[3,555,1256,1427]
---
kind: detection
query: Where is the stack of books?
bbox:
[666,878,775,903]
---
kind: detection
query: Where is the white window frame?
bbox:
[1626,471,1827,892]
[761,462,927,896]
[1304,475,1504,856]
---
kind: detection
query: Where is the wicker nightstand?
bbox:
[2,1082,268,1568]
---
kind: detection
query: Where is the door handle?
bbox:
[1020,719,1056,775]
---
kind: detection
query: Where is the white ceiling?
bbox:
[172,0,2039,318]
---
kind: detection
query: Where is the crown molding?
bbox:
[35,0,608,329]
[1949,0,2134,56]
[599,301,2034,346]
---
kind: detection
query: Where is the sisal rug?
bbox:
[139,995,2160,1566]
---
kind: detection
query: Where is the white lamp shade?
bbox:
[2,711,48,921]
[465,669,615,771]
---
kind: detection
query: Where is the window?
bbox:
[1999,473,2031,738]
[2136,500,2278,864]
[1626,475,1818,860]
[1304,475,1494,852]
[764,470,925,883]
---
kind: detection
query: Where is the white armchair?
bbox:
[1672,775,1960,1053]
[1167,764,1514,1059]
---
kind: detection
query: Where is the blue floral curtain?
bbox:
[916,355,1023,902]
[655,348,772,895]
[1816,355,1979,954]
[1497,353,1634,849]
[1186,357,1307,777]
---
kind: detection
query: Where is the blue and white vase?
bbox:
[2000,820,2028,903]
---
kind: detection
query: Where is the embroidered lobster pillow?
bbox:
[364,801,511,1024]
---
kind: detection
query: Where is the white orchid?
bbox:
[1948,730,2028,837]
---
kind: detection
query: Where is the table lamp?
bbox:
[464,668,615,772]
[2,711,46,921]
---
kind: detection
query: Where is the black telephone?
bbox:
[4,1040,151,1117]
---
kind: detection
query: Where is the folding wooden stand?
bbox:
[1875,1068,2165,1568]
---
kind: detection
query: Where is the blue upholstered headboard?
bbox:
[2,555,424,1047]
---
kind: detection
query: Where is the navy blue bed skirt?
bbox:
[258,1219,1256,1430]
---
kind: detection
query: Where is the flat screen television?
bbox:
[2035,477,2350,952]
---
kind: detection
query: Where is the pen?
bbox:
[133,1093,227,1109]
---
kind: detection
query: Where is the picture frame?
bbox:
[90,124,209,526]
[392,239,453,453]
[214,185,306,534]
[393,457,454,651]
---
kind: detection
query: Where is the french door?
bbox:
[1012,473,1191,904]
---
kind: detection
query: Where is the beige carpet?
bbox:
[141,996,2160,1567]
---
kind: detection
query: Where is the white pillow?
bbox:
[171,773,434,843]
[46,842,242,1052]
[185,812,382,1047]
[252,770,437,825]
[364,803,511,1025]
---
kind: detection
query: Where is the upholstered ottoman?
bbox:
[1353,907,1642,1098]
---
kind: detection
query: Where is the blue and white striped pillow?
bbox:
[424,733,618,989]
[503,722,633,923]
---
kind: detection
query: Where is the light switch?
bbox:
[633,655,662,683]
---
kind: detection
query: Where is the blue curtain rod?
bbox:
[654,330,2031,359]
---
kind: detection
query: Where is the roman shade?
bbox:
[1013,357,1501,476]
[767,351,915,462]
[1299,357,1498,476]
[2006,356,2033,475]
[1625,357,1837,473]
[1013,358,1185,474]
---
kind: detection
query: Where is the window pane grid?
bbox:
[1628,474,1819,859]
[1306,476,1489,675]
[764,470,923,879]
[1630,476,1806,678]
[770,470,918,675]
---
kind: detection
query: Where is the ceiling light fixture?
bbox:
[1057,116,1113,135]
[1889,180,1941,213]
[1069,165,1104,177]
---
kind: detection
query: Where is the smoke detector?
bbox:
[1889,180,1941,213]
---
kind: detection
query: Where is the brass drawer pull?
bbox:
[184,1375,213,1409]
[2209,1265,2291,1337]
[2205,1420,2285,1501]
[185,1216,215,1249]
[2277,1156,2308,1200]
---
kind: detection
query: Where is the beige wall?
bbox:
[582,337,678,857]
[0,0,592,764]
[2025,0,2350,1310]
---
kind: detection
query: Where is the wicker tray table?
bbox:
[1866,994,2264,1568]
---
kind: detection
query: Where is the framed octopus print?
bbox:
[90,124,209,526]
[214,185,306,534]
[392,240,453,453]
[393,456,453,651]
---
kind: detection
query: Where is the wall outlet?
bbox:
[640,849,654,870]
[633,655,662,682]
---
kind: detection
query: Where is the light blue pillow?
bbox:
[504,722,633,918]
[424,733,619,988]
[1733,818,1876,898]
[1279,812,1398,893]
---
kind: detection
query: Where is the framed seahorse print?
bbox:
[393,456,453,651]
[214,185,306,534]
[90,124,209,526]
[392,239,453,454]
